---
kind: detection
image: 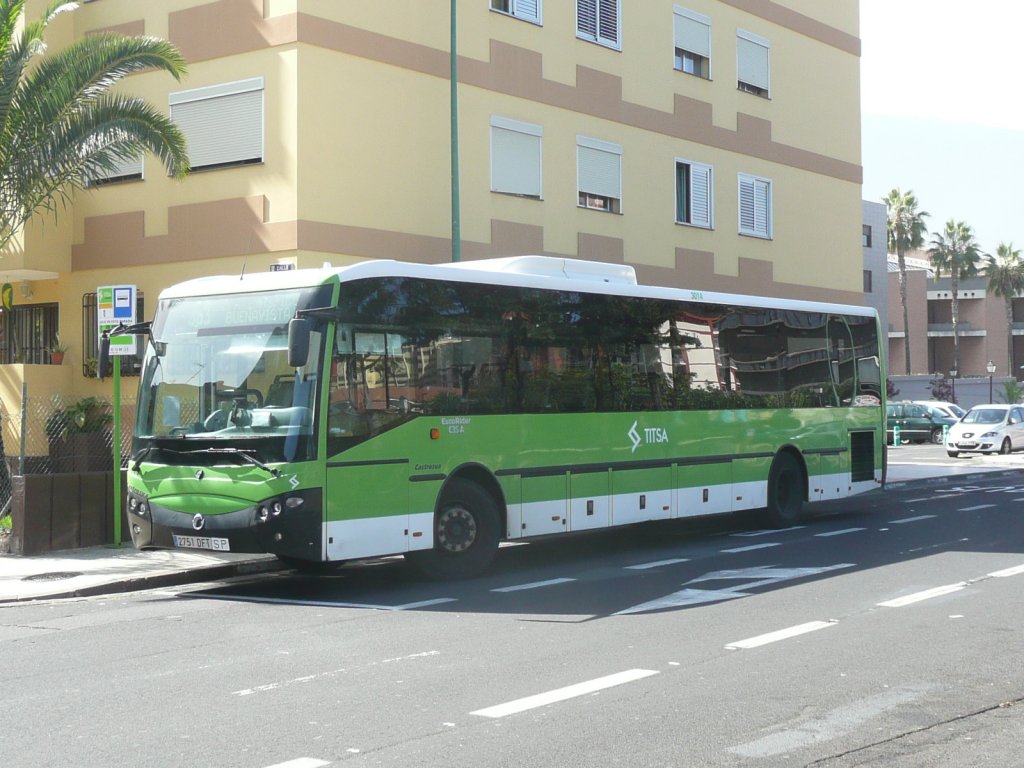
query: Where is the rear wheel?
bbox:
[405,478,500,580]
[764,452,804,528]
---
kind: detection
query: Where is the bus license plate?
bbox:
[172,534,231,552]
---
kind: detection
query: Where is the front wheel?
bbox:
[930,428,944,445]
[405,478,501,580]
[764,452,804,528]
[1000,437,1012,455]
[947,450,960,458]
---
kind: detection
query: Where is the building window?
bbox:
[577,0,620,50]
[738,173,771,238]
[737,29,770,98]
[0,303,58,364]
[675,159,712,228]
[862,224,873,248]
[490,0,541,23]
[82,292,145,377]
[86,154,143,187]
[863,270,873,294]
[673,6,710,78]
[577,136,622,213]
[490,116,543,198]
[169,77,264,172]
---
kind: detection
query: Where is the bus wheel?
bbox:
[765,453,804,528]
[406,479,500,579]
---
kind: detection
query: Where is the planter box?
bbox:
[9,470,130,556]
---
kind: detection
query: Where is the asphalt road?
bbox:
[2,477,1024,768]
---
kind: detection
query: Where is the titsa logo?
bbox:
[628,420,669,453]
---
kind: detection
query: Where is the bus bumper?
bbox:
[127,488,323,561]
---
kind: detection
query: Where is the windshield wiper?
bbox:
[185,447,280,478]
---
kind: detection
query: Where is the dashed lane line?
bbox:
[470,669,659,718]
[888,514,937,524]
[625,558,690,570]
[814,527,866,537]
[725,620,838,650]
[262,759,330,768]
[721,542,781,554]
[876,583,967,608]
[958,504,997,511]
[491,577,577,593]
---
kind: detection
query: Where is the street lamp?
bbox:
[987,360,996,402]
[950,368,957,403]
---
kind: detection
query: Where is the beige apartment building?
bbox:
[0,0,863,413]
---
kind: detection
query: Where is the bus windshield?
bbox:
[134,286,329,463]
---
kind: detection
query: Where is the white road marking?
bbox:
[262,759,330,768]
[625,558,690,570]
[491,577,576,592]
[815,528,866,537]
[721,542,781,553]
[729,687,927,757]
[904,497,931,503]
[877,583,967,607]
[725,620,837,650]
[730,527,805,537]
[233,651,440,697]
[888,515,936,524]
[470,669,659,718]
[958,504,996,512]
[194,594,456,610]
[614,564,855,615]
[989,564,1024,578]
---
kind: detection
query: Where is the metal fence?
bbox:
[0,392,136,517]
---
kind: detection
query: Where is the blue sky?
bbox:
[860,0,1024,255]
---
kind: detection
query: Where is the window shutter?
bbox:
[89,153,143,184]
[674,8,710,58]
[578,138,621,200]
[597,0,619,46]
[577,0,597,38]
[170,78,264,170]
[491,117,542,197]
[739,174,770,237]
[690,162,711,228]
[737,31,770,91]
[516,0,540,22]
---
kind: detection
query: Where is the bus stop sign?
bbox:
[97,284,137,356]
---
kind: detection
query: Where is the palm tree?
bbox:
[0,0,189,251]
[929,220,984,377]
[884,189,928,374]
[986,242,1024,376]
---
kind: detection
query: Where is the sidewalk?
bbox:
[0,458,1019,604]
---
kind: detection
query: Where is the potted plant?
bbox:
[48,336,70,365]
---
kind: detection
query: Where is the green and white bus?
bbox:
[125,256,885,578]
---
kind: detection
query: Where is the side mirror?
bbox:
[288,317,311,368]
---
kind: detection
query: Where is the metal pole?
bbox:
[112,359,122,547]
[18,381,26,476]
[450,0,461,262]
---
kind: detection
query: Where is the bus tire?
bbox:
[765,452,804,528]
[406,478,500,580]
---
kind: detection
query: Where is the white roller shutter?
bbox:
[577,136,622,201]
[491,116,542,197]
[578,0,619,48]
[170,77,264,170]
[515,0,540,23]
[737,30,770,92]
[674,7,710,58]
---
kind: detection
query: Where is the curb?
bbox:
[883,467,1024,491]
[0,557,285,604]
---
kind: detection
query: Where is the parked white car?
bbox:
[946,404,1024,457]
[914,400,966,421]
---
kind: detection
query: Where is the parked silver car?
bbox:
[946,404,1024,457]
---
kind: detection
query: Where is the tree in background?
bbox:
[0,0,189,251]
[884,189,929,375]
[929,220,984,378]
[985,242,1024,378]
